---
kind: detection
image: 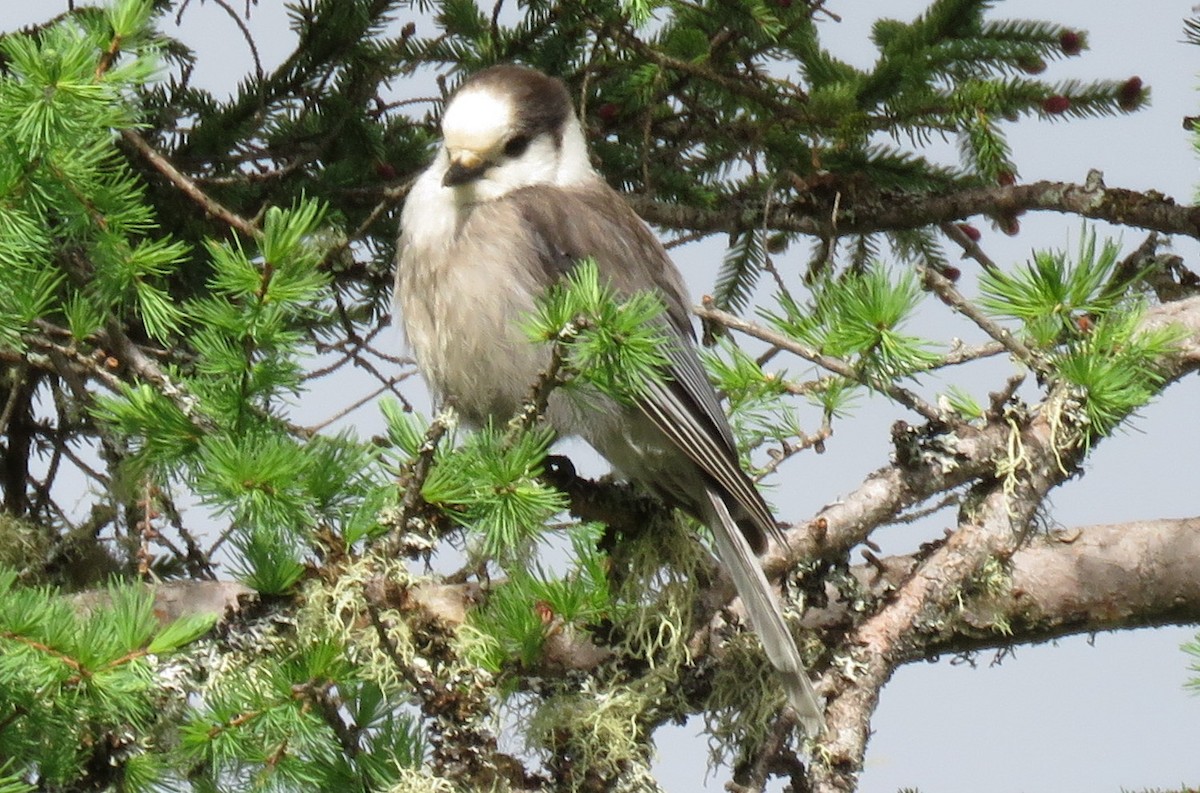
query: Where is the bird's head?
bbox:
[437,65,595,202]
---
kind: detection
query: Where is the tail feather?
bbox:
[705,490,824,735]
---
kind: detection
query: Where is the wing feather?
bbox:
[504,176,819,730]
[508,183,782,548]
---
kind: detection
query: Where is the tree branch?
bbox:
[931,516,1200,650]
[120,129,259,239]
[628,173,1200,240]
[694,300,948,425]
[127,512,1200,743]
[810,402,1075,792]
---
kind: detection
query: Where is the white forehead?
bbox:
[441,86,514,150]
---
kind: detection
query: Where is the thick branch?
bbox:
[628,175,1200,240]
[119,509,1200,676]
[937,516,1200,649]
[765,417,1010,570]
[811,409,1066,792]
[1144,294,1200,376]
[800,517,1200,654]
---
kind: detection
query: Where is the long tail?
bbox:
[705,490,823,734]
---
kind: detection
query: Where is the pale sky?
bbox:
[2,2,1198,791]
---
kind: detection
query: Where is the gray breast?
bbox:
[397,196,559,425]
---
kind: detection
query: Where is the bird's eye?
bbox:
[503,135,530,158]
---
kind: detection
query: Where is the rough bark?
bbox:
[627,173,1200,242]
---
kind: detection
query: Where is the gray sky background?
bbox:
[2,1,1198,791]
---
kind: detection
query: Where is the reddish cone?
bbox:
[1042,95,1070,114]
[1059,30,1082,56]
[1118,76,1143,111]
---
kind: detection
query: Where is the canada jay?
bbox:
[394,64,822,732]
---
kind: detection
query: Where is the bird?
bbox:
[393,64,822,733]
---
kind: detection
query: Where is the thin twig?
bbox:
[939,221,1000,274]
[663,229,711,250]
[920,266,1039,366]
[102,320,219,431]
[760,186,794,302]
[316,182,412,273]
[890,492,961,526]
[208,0,263,78]
[695,301,946,425]
[194,156,309,186]
[363,579,425,690]
[298,679,360,758]
[606,24,812,124]
[0,364,27,435]
[755,345,782,368]
[159,495,218,580]
[306,374,414,435]
[120,129,259,238]
[753,420,832,482]
[935,339,1007,367]
[30,328,124,393]
[56,436,112,488]
[506,321,578,436]
[393,411,452,534]
[810,0,842,22]
[136,478,155,580]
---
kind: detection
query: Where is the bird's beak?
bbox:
[443,150,489,187]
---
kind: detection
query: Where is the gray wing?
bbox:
[507,183,781,550]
